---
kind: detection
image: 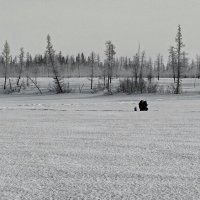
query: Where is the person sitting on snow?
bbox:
[139,100,148,111]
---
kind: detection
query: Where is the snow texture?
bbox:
[0,85,200,199]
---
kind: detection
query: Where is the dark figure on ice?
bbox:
[134,106,137,111]
[139,100,148,111]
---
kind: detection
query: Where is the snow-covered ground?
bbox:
[0,92,200,199]
[1,77,200,94]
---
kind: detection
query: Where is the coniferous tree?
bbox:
[46,34,64,93]
[76,53,81,77]
[196,55,200,79]
[156,54,161,80]
[104,41,116,90]
[2,41,10,90]
[169,46,176,82]
[181,51,188,78]
[81,53,85,65]
[17,47,25,86]
[89,52,96,89]
[175,25,184,94]
[139,51,145,93]
[133,53,140,89]
[147,58,153,85]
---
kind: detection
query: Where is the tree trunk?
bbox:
[4,64,7,90]
[4,75,7,90]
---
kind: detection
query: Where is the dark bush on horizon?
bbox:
[118,78,158,94]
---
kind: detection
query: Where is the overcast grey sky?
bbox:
[0,0,200,60]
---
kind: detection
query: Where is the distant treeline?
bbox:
[0,48,199,79]
[1,25,200,94]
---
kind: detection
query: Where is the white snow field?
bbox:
[1,77,200,94]
[0,92,200,200]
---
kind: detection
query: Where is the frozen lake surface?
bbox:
[0,93,200,199]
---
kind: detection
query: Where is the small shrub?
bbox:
[165,83,180,94]
[157,85,165,94]
[103,89,113,95]
[118,78,158,94]
[147,83,158,93]
[65,82,72,93]
[118,78,135,94]
[96,81,105,91]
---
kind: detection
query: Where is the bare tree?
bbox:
[46,34,64,93]
[27,76,42,94]
[17,48,25,86]
[2,41,10,90]
[25,52,31,86]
